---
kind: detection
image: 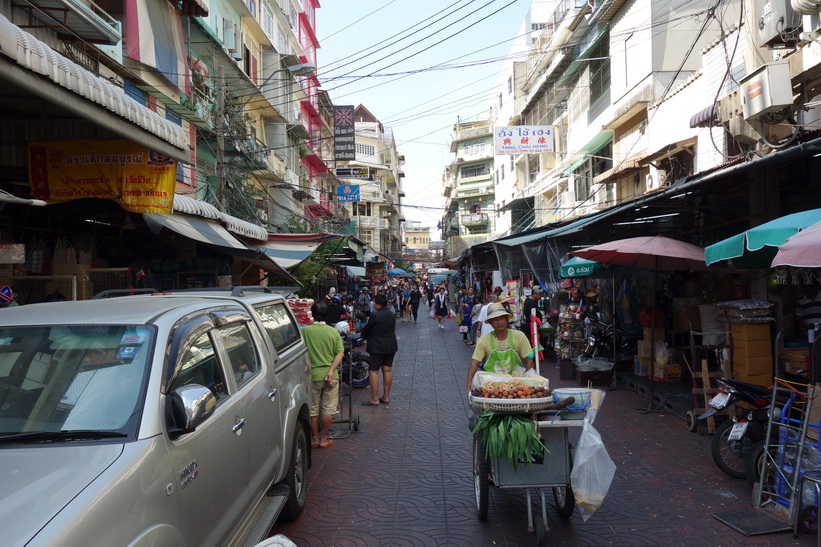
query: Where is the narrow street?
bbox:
[271,307,814,546]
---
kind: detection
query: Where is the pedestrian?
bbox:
[475,294,499,338]
[401,283,411,322]
[468,294,483,346]
[302,301,344,449]
[466,302,535,390]
[520,285,544,334]
[409,283,422,324]
[360,294,398,406]
[462,295,475,345]
[433,285,450,329]
[356,287,372,329]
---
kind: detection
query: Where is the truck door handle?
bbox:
[232,418,246,434]
[267,388,277,400]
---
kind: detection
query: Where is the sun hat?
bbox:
[485,302,513,321]
[584,287,599,298]
[493,286,503,293]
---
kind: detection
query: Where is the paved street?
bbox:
[271,306,814,546]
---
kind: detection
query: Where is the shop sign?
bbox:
[29,140,176,214]
[334,105,356,160]
[494,125,554,155]
[336,167,369,179]
[336,185,360,202]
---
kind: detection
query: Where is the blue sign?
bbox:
[337,185,360,202]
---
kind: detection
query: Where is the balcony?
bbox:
[461,213,488,227]
[19,0,121,45]
[358,217,389,230]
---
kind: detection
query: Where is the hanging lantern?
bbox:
[464,199,469,204]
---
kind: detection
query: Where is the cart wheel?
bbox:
[553,485,575,518]
[532,513,545,545]
[473,434,489,520]
[684,410,698,432]
[799,505,819,534]
[353,415,360,432]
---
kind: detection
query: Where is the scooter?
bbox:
[698,378,783,479]
[335,320,370,388]
[582,321,636,368]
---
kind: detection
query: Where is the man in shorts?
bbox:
[360,293,398,406]
[302,301,344,448]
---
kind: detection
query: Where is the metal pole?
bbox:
[216,65,225,212]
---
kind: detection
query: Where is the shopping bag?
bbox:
[455,312,463,325]
[570,423,616,522]
[447,308,456,319]
[458,325,468,334]
[429,309,435,319]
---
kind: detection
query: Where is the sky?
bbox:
[316,0,536,233]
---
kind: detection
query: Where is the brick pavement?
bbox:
[270,308,814,546]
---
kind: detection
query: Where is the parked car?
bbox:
[0,287,312,546]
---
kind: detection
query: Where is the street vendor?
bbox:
[466,302,534,391]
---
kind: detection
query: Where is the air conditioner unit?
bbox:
[646,170,667,192]
[223,20,236,51]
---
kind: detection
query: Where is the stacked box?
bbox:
[637,340,653,358]
[653,363,682,382]
[779,348,810,373]
[726,322,772,385]
[634,356,650,376]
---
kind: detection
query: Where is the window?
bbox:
[217,323,260,387]
[507,76,512,94]
[246,0,256,17]
[262,4,274,39]
[461,163,490,178]
[174,332,227,401]
[255,303,300,353]
[355,201,372,216]
[463,141,485,156]
[356,143,375,156]
[498,93,503,109]
[589,31,610,106]
[532,23,546,31]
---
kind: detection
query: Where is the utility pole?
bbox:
[216,65,225,212]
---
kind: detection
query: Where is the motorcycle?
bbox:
[335,320,370,388]
[697,378,783,479]
[582,321,636,368]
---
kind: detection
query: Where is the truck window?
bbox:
[172,333,227,401]
[216,323,260,387]
[255,303,300,353]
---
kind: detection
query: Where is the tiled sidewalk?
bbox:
[270,309,813,546]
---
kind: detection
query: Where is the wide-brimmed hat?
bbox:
[485,302,513,321]
[584,288,599,298]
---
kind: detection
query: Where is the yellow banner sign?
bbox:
[29,140,177,214]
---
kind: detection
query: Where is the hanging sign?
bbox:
[334,105,356,160]
[494,126,554,154]
[28,139,176,214]
[336,185,360,202]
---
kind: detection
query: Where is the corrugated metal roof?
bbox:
[173,194,267,241]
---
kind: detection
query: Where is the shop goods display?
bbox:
[287,298,314,325]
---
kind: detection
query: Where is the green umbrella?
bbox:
[705,208,821,269]
[559,256,601,278]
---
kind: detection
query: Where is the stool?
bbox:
[794,470,821,545]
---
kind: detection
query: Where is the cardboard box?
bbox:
[634,356,650,376]
[733,356,773,375]
[642,327,665,342]
[728,323,771,341]
[672,298,701,331]
[779,348,810,373]
[734,371,773,388]
[637,340,653,358]
[653,363,682,382]
[732,339,772,361]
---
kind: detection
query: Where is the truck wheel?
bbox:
[279,425,308,521]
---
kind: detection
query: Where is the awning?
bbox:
[143,213,297,283]
[0,15,188,162]
[256,233,342,269]
[21,0,121,44]
[638,137,697,167]
[344,266,366,277]
[689,103,718,128]
[173,194,268,241]
[556,24,609,87]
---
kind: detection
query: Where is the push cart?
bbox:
[470,394,588,545]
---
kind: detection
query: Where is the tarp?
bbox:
[256,233,341,270]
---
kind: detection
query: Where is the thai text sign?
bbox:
[494,126,554,154]
[337,185,360,202]
[29,140,176,214]
[334,105,356,160]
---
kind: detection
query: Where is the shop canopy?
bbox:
[771,221,821,269]
[705,208,821,269]
[558,256,601,278]
[254,233,341,270]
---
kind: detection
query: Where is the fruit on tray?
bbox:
[471,380,552,399]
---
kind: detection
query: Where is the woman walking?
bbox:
[433,285,449,329]
[409,284,422,324]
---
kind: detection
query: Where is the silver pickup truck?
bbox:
[0,288,312,546]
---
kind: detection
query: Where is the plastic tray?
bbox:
[468,394,556,413]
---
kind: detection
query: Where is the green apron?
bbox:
[482,330,523,375]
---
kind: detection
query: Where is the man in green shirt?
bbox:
[466,302,534,391]
[302,301,344,449]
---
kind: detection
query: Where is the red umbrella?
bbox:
[571,236,710,411]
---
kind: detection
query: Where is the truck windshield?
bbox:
[0,325,153,438]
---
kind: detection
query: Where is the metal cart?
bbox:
[471,398,585,545]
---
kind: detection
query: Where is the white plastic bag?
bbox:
[654,339,669,365]
[570,423,616,522]
[429,309,435,318]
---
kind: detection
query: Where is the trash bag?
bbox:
[570,422,616,522]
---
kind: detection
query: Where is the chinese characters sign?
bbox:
[334,105,356,160]
[29,140,176,214]
[494,126,554,155]
[336,185,360,202]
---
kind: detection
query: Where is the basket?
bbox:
[469,394,556,414]
[552,388,591,410]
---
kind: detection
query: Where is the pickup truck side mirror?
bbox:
[167,384,217,439]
